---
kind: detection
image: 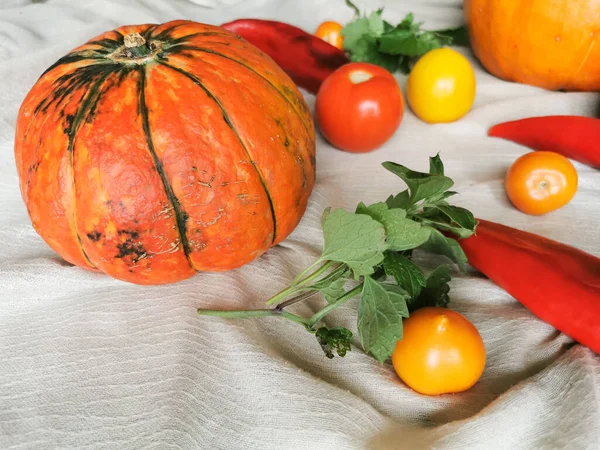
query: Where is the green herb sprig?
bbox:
[342,0,469,74]
[198,155,476,363]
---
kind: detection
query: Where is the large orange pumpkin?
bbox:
[464,0,600,91]
[15,20,316,285]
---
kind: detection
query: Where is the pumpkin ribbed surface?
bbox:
[14,20,316,285]
[464,0,600,91]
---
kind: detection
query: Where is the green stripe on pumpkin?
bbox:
[158,60,279,244]
[65,70,116,269]
[137,65,197,270]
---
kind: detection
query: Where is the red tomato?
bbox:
[315,62,404,153]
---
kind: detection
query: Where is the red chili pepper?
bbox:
[457,219,600,353]
[488,115,600,168]
[221,19,349,94]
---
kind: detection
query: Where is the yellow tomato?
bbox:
[392,307,486,396]
[406,48,476,123]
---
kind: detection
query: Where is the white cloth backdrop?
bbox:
[1,0,599,449]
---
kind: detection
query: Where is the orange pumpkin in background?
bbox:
[15,20,316,285]
[464,0,600,91]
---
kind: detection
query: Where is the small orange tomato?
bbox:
[315,21,344,50]
[315,62,404,153]
[392,307,486,396]
[505,151,578,215]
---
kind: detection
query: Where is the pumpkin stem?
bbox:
[124,33,151,58]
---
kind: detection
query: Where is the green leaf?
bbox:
[382,161,454,205]
[417,204,475,238]
[429,153,444,175]
[321,208,388,276]
[385,191,410,209]
[383,213,432,251]
[435,205,476,234]
[410,265,451,311]
[367,10,385,37]
[358,276,410,363]
[355,201,389,217]
[432,26,470,47]
[348,36,400,72]
[345,0,361,17]
[382,20,395,33]
[309,266,351,304]
[355,202,431,251]
[429,190,458,204]
[400,13,415,28]
[342,17,371,50]
[419,215,474,239]
[378,30,442,56]
[397,56,411,74]
[383,252,426,299]
[315,326,353,359]
[419,228,468,271]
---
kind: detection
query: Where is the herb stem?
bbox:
[308,269,387,328]
[274,290,320,311]
[264,284,299,307]
[308,284,363,328]
[267,260,336,306]
[197,308,310,326]
[297,260,335,286]
[291,259,326,286]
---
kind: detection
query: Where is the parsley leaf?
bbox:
[341,6,470,74]
[367,10,385,37]
[316,326,353,359]
[379,30,441,56]
[382,161,454,206]
[348,36,400,72]
[321,208,388,276]
[432,26,470,47]
[358,276,410,363]
[410,265,451,311]
[341,16,371,49]
[383,252,426,299]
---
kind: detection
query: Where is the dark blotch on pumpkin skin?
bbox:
[28,162,40,173]
[118,229,139,239]
[64,114,75,135]
[86,230,102,242]
[116,230,146,264]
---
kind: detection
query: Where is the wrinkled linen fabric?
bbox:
[1,0,599,449]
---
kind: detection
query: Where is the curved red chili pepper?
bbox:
[221,19,350,94]
[458,219,600,353]
[489,115,600,168]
